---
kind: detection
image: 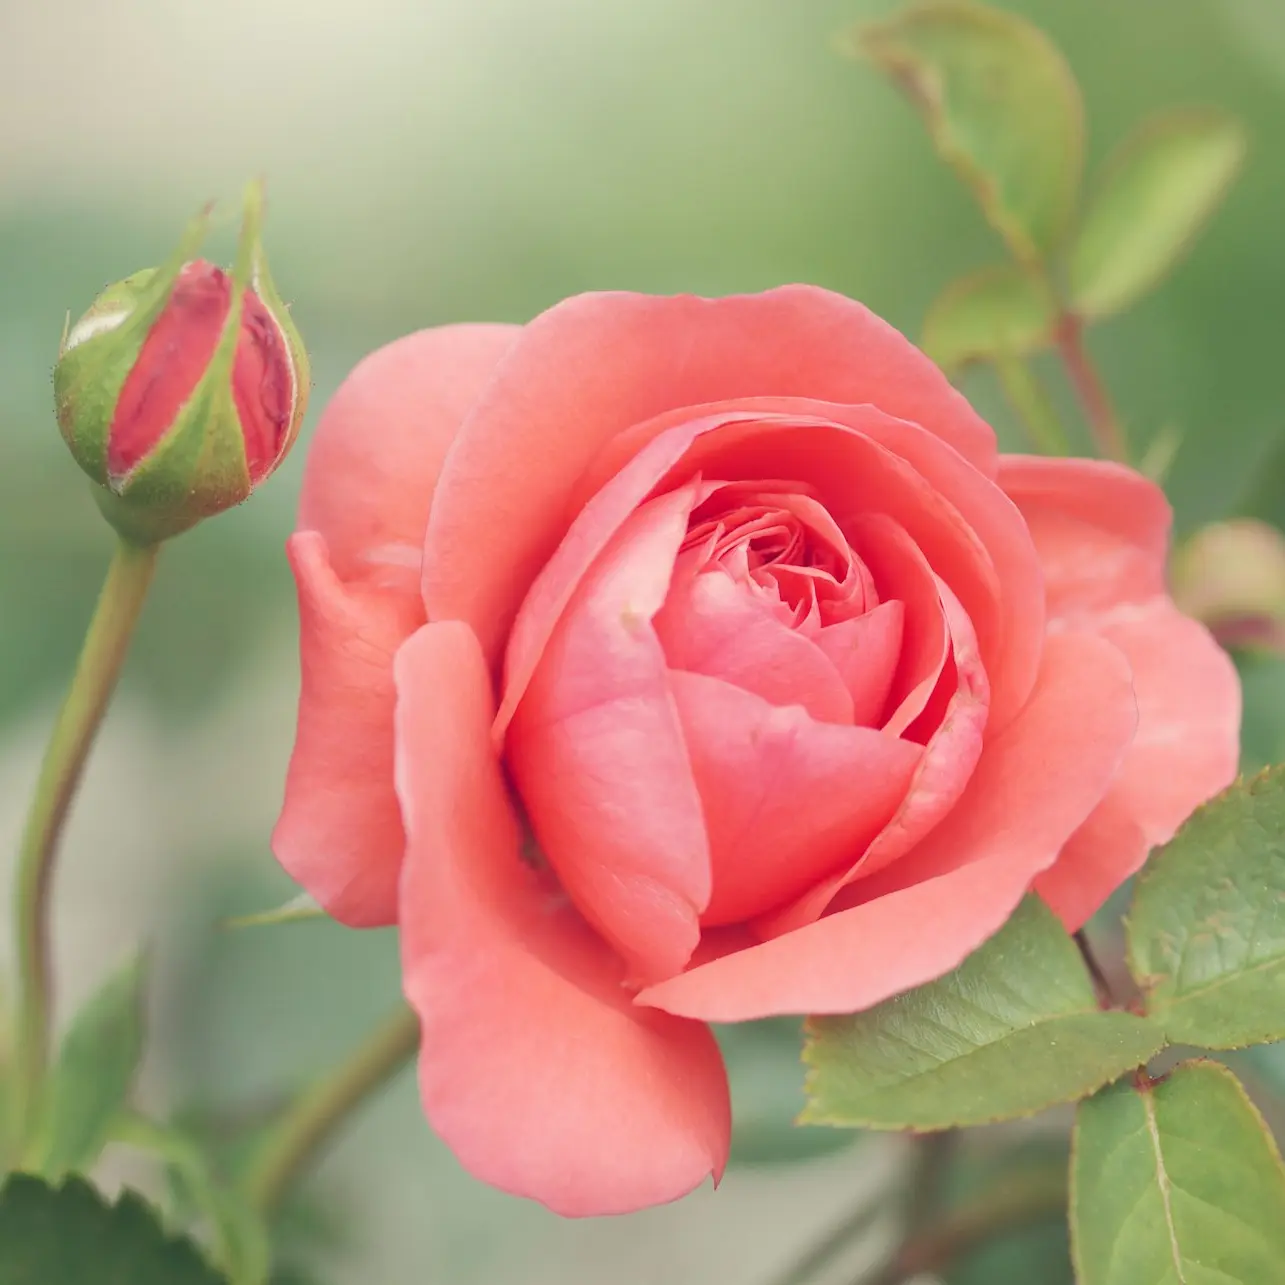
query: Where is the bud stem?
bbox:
[10,537,159,1149]
[1055,313,1130,464]
[243,1004,420,1214]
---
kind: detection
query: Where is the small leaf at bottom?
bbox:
[0,1173,226,1284]
[1072,1060,1285,1285]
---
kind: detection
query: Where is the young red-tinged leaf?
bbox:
[1070,106,1247,319]
[1127,767,1285,1048]
[841,0,1084,265]
[802,898,1163,1130]
[1072,1061,1285,1285]
[922,263,1057,375]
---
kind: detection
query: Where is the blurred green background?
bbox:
[2,0,1284,1280]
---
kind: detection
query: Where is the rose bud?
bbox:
[1172,517,1285,653]
[53,183,308,544]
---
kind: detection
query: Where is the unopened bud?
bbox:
[1172,518,1285,653]
[53,183,309,543]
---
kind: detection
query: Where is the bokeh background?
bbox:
[2,0,1284,1280]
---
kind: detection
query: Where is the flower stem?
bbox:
[11,537,159,1146]
[993,355,1071,456]
[1055,314,1129,463]
[243,1005,421,1214]
[866,1169,1067,1285]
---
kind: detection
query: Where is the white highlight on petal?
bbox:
[362,542,422,569]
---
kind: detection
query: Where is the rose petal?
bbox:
[756,578,988,936]
[300,323,519,595]
[1037,597,1241,928]
[507,483,712,983]
[654,567,857,724]
[272,532,423,925]
[670,671,921,925]
[500,409,1002,742]
[998,455,1170,622]
[638,632,1135,1020]
[811,601,906,727]
[395,622,730,1216]
[425,287,996,660]
[670,407,1035,731]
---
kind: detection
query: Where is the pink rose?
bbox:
[273,287,1240,1215]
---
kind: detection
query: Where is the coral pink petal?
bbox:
[847,514,949,733]
[301,323,519,595]
[999,455,1171,621]
[670,671,922,926]
[654,568,856,724]
[424,287,996,662]
[757,579,989,937]
[638,632,1135,1020]
[812,601,906,727]
[506,484,712,984]
[669,407,1032,730]
[1037,598,1241,928]
[272,532,423,926]
[395,622,730,1216]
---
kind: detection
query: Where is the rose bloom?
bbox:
[273,287,1240,1216]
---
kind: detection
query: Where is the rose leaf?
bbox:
[1071,1060,1285,1285]
[801,896,1163,1130]
[1127,766,1285,1049]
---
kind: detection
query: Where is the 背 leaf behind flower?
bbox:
[841,0,1084,266]
[1069,106,1247,320]
[801,897,1163,1130]
[922,262,1057,375]
[1071,1060,1285,1285]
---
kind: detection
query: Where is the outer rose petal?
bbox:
[1036,598,1241,928]
[300,323,519,595]
[395,622,730,1216]
[425,287,996,660]
[272,532,423,925]
[276,324,518,924]
[998,455,1170,620]
[507,484,712,983]
[637,633,1136,1021]
[1001,455,1240,928]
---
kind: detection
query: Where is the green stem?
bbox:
[865,1169,1067,1285]
[768,1133,954,1285]
[993,354,1071,456]
[243,1005,420,1214]
[1055,313,1129,463]
[11,537,159,1145]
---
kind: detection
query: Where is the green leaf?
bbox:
[34,952,147,1177]
[922,263,1057,374]
[110,1111,271,1285]
[1069,106,1247,319]
[0,1173,226,1284]
[1127,768,1285,1048]
[801,897,1163,1130]
[844,0,1083,264]
[1071,1060,1285,1285]
[715,1019,857,1165]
